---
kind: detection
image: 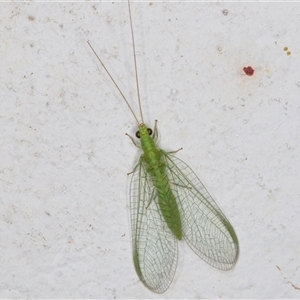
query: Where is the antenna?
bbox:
[87,41,140,125]
[127,0,144,123]
[87,0,145,125]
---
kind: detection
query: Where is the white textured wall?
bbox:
[1,1,300,298]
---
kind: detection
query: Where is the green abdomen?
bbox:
[151,169,183,240]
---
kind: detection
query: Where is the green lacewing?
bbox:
[88,0,239,293]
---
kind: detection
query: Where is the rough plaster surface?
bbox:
[1,1,300,298]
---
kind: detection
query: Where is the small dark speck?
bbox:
[291,282,300,291]
[276,265,281,271]
[149,2,153,6]
[28,15,35,21]
[222,9,229,16]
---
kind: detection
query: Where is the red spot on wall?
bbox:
[243,66,254,76]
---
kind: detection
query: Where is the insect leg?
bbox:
[167,147,183,154]
[152,120,158,142]
[126,133,142,149]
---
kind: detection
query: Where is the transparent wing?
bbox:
[163,152,239,270]
[130,158,178,293]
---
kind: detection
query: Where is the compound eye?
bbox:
[147,128,153,136]
[135,131,141,138]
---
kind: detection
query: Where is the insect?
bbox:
[88,0,239,294]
